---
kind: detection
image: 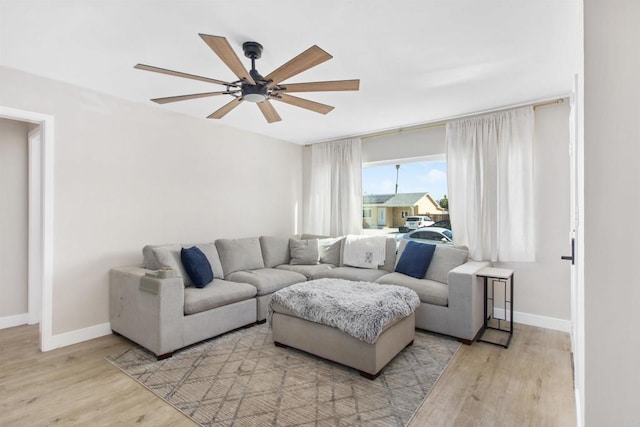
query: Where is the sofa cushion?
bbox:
[319,237,343,266]
[183,279,257,315]
[376,273,448,306]
[226,268,306,296]
[260,236,291,268]
[181,246,214,288]
[289,238,320,265]
[216,237,265,275]
[276,263,334,279]
[425,245,469,284]
[395,241,436,279]
[312,266,389,282]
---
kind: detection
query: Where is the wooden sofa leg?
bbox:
[359,370,382,381]
[274,341,289,349]
[458,338,473,345]
[156,352,173,361]
[256,319,267,325]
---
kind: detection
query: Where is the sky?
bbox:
[362,160,447,200]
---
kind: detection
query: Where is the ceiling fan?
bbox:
[135,34,360,123]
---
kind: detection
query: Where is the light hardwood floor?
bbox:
[0,323,575,426]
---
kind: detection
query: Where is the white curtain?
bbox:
[446,106,535,262]
[305,138,362,237]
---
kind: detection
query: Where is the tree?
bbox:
[439,195,448,210]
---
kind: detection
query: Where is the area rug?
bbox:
[107,324,460,427]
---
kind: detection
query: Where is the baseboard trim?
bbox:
[575,388,583,427]
[46,322,112,351]
[0,313,29,330]
[37,309,570,351]
[493,308,571,332]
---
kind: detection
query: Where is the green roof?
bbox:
[382,192,429,207]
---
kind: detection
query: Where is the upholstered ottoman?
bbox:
[269,278,419,379]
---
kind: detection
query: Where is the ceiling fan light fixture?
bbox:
[243,93,268,103]
[241,84,269,103]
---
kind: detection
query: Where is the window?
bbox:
[362,160,448,231]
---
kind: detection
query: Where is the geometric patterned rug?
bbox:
[106,324,460,427]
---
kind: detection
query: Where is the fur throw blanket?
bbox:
[269,278,420,344]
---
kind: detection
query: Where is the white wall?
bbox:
[0,118,29,320]
[305,104,572,326]
[584,1,640,425]
[0,66,303,336]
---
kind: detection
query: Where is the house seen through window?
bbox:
[362,160,448,233]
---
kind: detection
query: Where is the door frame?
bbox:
[28,127,42,325]
[0,105,54,351]
[570,74,586,426]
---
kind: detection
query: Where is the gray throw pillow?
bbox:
[319,237,343,266]
[151,245,192,286]
[289,238,320,265]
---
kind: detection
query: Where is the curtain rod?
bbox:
[304,96,567,147]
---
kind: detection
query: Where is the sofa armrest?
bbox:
[109,266,185,357]
[446,260,491,341]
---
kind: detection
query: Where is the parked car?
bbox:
[404,216,434,230]
[402,227,453,245]
[430,219,451,230]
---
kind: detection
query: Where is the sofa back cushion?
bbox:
[425,245,469,283]
[260,236,291,268]
[216,237,265,275]
[396,240,469,283]
[142,242,225,286]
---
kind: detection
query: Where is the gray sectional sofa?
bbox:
[109,234,489,358]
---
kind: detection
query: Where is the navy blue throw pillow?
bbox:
[395,241,437,279]
[181,246,214,288]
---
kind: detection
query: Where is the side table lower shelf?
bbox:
[476,267,514,349]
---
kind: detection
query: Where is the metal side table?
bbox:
[477,267,514,348]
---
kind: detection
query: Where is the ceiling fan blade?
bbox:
[199,34,255,85]
[151,91,231,104]
[275,79,360,93]
[264,45,332,88]
[134,64,235,86]
[207,98,243,119]
[257,100,282,123]
[272,94,334,115]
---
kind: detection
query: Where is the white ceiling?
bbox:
[0,0,581,144]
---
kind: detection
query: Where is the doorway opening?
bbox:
[0,105,54,351]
